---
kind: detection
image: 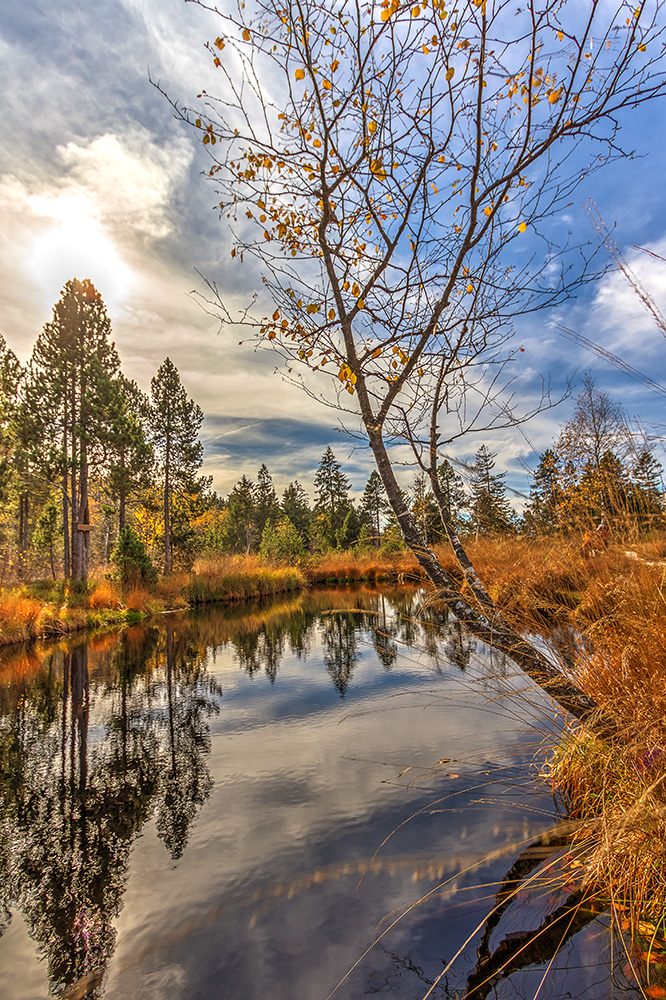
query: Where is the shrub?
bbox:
[259,518,305,563]
[111,527,157,590]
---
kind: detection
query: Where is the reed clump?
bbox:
[304,548,422,585]
[186,553,306,604]
[542,553,666,939]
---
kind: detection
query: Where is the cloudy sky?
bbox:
[2,0,666,504]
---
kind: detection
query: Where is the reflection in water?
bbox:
[0,623,220,999]
[0,586,642,1000]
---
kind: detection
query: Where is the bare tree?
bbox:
[169,0,666,721]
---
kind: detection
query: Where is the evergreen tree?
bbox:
[436,460,468,531]
[281,481,312,548]
[223,476,257,553]
[32,495,60,580]
[469,446,515,537]
[337,505,361,549]
[259,517,305,562]
[254,464,280,538]
[524,449,564,534]
[410,472,440,544]
[149,359,204,573]
[29,279,121,583]
[631,447,664,531]
[313,447,351,549]
[106,376,153,533]
[360,470,389,547]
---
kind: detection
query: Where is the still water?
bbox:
[0,586,641,1000]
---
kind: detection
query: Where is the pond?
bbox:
[0,585,643,1000]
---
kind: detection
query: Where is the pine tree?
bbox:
[436,460,467,530]
[106,376,153,533]
[149,358,204,574]
[524,449,564,535]
[410,472,440,544]
[254,464,280,538]
[631,447,664,531]
[223,476,257,553]
[29,279,121,583]
[469,446,515,538]
[313,447,351,550]
[281,481,312,548]
[360,470,389,547]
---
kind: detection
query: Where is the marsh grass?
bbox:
[187,553,305,603]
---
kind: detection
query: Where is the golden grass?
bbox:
[88,581,122,610]
[186,553,305,604]
[304,548,422,584]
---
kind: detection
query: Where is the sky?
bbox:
[2,0,666,506]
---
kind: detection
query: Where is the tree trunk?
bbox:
[17,493,28,581]
[364,423,600,727]
[164,434,171,574]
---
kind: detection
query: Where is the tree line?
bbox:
[0,278,209,584]
[1,278,662,585]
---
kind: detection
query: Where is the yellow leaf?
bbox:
[242,28,250,40]
[423,45,430,54]
[331,59,340,71]
[484,206,492,216]
[215,37,225,50]
[322,79,332,90]
[368,120,377,135]
[557,30,563,40]
[412,5,420,15]
[548,88,561,104]
[313,138,322,147]
[518,222,527,233]
[372,347,381,358]
[268,331,276,340]
[352,283,360,296]
[295,68,306,80]
[273,309,280,320]
[639,43,646,52]
[370,158,387,180]
[357,298,365,309]
[381,8,391,20]
[328,308,336,319]
[446,66,455,81]
[466,283,473,293]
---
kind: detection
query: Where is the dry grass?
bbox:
[123,587,153,613]
[88,581,122,610]
[533,544,666,942]
[186,553,305,604]
[304,548,422,584]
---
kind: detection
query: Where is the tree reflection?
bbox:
[0,621,220,998]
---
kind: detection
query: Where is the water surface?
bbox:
[0,586,643,999]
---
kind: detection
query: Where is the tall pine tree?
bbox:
[149,359,204,573]
[30,279,120,582]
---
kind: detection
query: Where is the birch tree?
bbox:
[174,0,666,720]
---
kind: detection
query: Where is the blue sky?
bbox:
[2,0,666,505]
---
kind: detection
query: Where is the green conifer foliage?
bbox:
[360,470,389,547]
[149,358,204,573]
[106,376,153,533]
[111,525,158,590]
[470,445,515,537]
[223,475,257,553]
[313,447,351,550]
[281,481,312,548]
[30,279,121,583]
[254,464,280,538]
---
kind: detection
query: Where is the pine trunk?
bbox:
[164,434,171,574]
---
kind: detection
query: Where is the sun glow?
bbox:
[27,208,132,311]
